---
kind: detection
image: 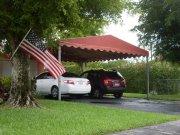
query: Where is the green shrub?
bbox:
[63,62,82,75]
[0,76,11,101]
[150,61,179,94]
[0,76,11,92]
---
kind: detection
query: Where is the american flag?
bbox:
[19,29,66,79]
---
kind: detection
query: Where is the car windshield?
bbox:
[62,72,79,77]
[104,71,124,79]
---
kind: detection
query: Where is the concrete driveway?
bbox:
[63,96,180,115]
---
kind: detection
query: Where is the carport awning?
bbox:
[59,35,149,62]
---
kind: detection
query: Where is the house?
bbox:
[0,55,44,77]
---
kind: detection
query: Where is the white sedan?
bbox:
[35,72,91,99]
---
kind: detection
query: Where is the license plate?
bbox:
[114,83,120,87]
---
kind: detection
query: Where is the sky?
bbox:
[103,12,149,61]
[103,12,140,47]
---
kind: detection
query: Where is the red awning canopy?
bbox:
[59,35,149,62]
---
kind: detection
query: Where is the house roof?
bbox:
[59,35,149,62]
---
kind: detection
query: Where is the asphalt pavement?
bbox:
[63,96,180,115]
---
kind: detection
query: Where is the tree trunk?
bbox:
[8,51,38,107]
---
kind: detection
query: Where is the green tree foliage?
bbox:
[0,0,130,107]
[133,0,180,63]
[0,0,130,47]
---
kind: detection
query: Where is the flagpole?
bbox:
[10,28,32,60]
[58,45,61,101]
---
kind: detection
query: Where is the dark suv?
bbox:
[80,70,126,98]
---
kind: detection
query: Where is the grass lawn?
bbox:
[124,93,180,101]
[0,100,179,135]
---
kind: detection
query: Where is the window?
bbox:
[81,72,89,78]
[36,72,53,79]
[62,72,79,77]
[104,71,123,79]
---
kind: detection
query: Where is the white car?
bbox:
[35,72,91,99]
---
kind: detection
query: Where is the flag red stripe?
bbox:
[20,43,59,78]
[45,52,64,75]
[22,42,59,76]
[23,40,63,76]
[20,44,58,78]
[45,50,66,74]
[46,50,66,70]
[23,40,64,76]
[20,46,58,78]
[44,50,65,75]
[21,42,60,78]
[46,50,66,73]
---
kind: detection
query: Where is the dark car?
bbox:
[80,69,126,98]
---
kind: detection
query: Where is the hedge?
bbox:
[63,60,180,95]
[0,76,11,101]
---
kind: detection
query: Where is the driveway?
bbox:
[63,96,180,115]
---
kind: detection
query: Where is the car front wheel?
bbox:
[51,86,59,99]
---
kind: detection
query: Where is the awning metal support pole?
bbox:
[58,45,61,101]
[146,56,150,100]
[82,62,86,72]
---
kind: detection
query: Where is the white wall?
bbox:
[0,60,38,77]
[30,61,38,77]
[0,60,11,77]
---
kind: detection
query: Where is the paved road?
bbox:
[63,96,180,115]
[107,120,180,135]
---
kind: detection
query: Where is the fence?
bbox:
[126,79,180,95]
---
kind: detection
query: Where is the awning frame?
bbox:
[57,35,150,100]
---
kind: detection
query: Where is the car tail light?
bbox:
[104,79,113,87]
[120,80,126,87]
[64,80,75,85]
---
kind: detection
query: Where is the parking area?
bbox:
[62,96,180,115]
